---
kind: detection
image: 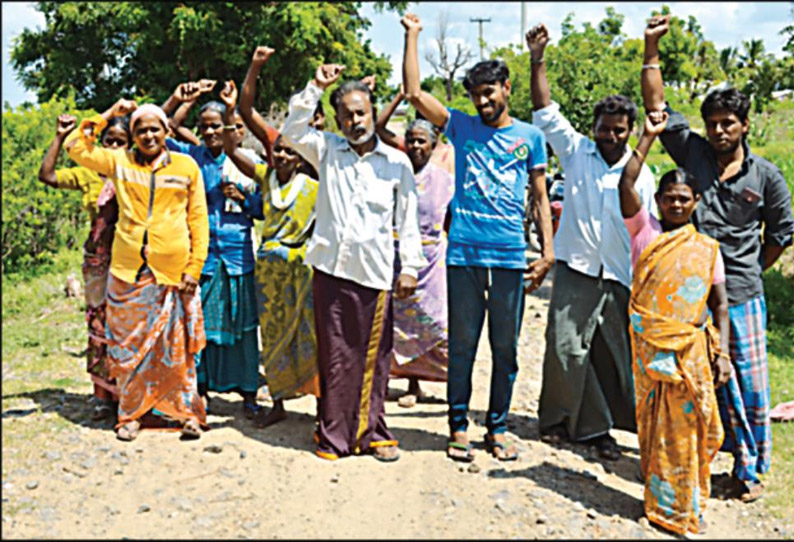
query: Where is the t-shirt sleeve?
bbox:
[166,137,193,155]
[54,167,92,191]
[527,127,547,171]
[443,108,467,145]
[624,205,650,238]
[713,248,726,285]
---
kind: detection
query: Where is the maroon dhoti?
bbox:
[312,268,397,460]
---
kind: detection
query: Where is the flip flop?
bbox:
[484,434,519,461]
[739,480,764,503]
[446,441,474,463]
[116,421,140,442]
[372,448,401,463]
[180,419,202,439]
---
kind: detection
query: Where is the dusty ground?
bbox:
[2,274,792,540]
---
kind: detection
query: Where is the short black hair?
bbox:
[593,95,638,129]
[701,88,751,123]
[657,168,698,197]
[329,80,374,114]
[462,60,509,91]
[103,116,131,141]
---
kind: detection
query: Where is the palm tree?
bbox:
[720,46,738,78]
[740,39,766,70]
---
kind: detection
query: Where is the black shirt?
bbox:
[660,106,794,305]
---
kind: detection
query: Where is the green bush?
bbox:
[1,94,97,275]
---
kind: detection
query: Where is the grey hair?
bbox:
[405,119,438,146]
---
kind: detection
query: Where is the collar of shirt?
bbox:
[336,134,389,158]
[584,140,633,170]
[133,148,172,172]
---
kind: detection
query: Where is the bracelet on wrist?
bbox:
[632,148,645,162]
[531,56,545,64]
[223,125,237,131]
[642,63,661,70]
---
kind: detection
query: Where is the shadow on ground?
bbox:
[488,460,645,522]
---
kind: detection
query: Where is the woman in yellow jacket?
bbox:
[65,99,210,441]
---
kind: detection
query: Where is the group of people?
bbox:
[40,12,792,536]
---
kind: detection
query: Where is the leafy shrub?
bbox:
[2,94,96,275]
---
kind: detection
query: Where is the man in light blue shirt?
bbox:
[403,13,555,462]
[528,24,656,459]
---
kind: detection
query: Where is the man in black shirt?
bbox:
[642,15,794,503]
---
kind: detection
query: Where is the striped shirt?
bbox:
[65,114,209,286]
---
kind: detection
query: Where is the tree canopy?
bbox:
[10,2,407,114]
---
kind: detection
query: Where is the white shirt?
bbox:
[281,82,426,291]
[533,102,657,289]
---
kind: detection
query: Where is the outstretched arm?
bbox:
[619,111,668,218]
[376,86,406,149]
[240,46,277,164]
[526,24,551,110]
[39,115,77,187]
[401,14,450,128]
[642,15,669,112]
[219,81,256,180]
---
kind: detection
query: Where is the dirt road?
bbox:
[1,277,790,539]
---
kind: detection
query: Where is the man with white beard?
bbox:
[281,64,426,462]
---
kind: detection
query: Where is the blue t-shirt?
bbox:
[166,138,264,276]
[444,108,547,268]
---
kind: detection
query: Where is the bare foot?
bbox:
[180,418,202,439]
[253,401,287,428]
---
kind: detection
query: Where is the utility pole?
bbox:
[470,17,491,61]
[520,3,527,49]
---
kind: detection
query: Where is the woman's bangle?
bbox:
[632,148,645,162]
[223,125,237,131]
[642,63,661,70]
[531,56,545,65]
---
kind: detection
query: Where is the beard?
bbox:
[712,138,741,156]
[477,103,506,124]
[348,124,375,146]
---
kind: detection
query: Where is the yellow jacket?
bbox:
[66,114,209,285]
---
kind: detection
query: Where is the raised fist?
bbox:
[198,79,217,94]
[314,64,346,90]
[360,75,376,92]
[56,114,77,136]
[113,99,138,117]
[401,13,422,33]
[526,24,550,57]
[219,80,238,108]
[643,110,669,136]
[645,15,670,41]
[252,46,275,65]
[174,81,201,102]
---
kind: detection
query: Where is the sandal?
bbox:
[372,444,401,463]
[484,433,519,461]
[243,402,262,420]
[446,441,475,463]
[180,419,202,439]
[584,434,621,461]
[116,420,140,442]
[539,423,567,444]
[739,480,764,503]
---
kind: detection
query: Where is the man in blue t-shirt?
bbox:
[402,13,554,462]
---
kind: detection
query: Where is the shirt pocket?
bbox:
[722,190,761,227]
[364,179,394,212]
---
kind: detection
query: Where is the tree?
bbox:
[10,2,407,115]
[424,11,474,102]
[2,94,96,274]
[739,39,767,70]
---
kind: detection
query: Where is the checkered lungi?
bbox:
[716,294,771,483]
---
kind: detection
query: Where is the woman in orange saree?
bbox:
[620,112,732,535]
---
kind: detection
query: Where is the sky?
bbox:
[3,1,792,107]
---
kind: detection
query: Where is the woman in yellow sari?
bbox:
[619,111,732,535]
[220,81,320,428]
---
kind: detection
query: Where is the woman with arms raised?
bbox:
[65,99,209,441]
